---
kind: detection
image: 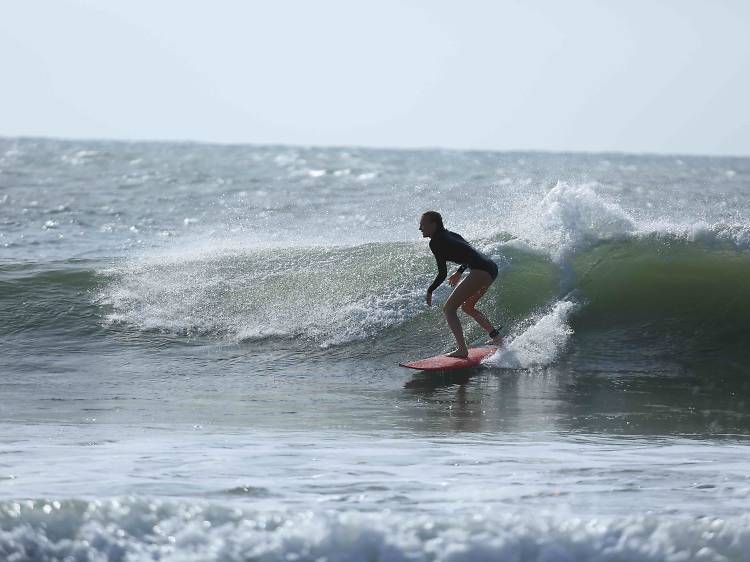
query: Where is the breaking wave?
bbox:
[1,498,749,562]
[3,182,749,368]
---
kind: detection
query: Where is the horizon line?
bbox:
[2,133,748,160]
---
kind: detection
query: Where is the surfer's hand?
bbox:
[425,291,432,306]
[448,272,462,287]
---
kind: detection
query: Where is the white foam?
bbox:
[486,300,576,369]
[508,182,636,263]
[499,181,750,262]
[60,149,99,166]
[1,499,748,562]
[663,220,750,250]
[317,288,422,347]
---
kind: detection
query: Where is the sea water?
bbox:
[1,137,749,561]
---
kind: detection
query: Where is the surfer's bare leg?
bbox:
[443,270,492,358]
[461,287,493,331]
[461,287,503,345]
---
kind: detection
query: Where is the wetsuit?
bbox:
[427,228,498,294]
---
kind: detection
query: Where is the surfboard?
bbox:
[399,346,497,372]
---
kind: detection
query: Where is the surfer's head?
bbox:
[419,211,443,237]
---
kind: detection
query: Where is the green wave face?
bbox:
[571,240,750,331]
[0,260,106,337]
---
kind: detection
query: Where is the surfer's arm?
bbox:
[427,241,448,294]
[428,260,447,294]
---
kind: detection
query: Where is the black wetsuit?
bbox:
[427,228,498,293]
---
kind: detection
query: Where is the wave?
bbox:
[4,182,750,367]
[4,232,749,368]
[86,236,749,375]
[1,498,748,562]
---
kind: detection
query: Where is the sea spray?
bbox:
[486,300,577,369]
[96,241,428,346]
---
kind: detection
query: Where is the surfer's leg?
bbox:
[461,286,493,331]
[443,270,492,358]
[461,283,503,345]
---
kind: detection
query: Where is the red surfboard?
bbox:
[399,347,497,371]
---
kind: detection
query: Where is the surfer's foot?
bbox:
[486,335,503,346]
[446,348,469,358]
[486,327,503,347]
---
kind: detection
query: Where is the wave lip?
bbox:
[1,498,748,562]
[504,182,637,264]
[499,181,750,263]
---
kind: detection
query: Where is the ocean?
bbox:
[1,136,749,561]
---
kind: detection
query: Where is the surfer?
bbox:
[420,211,502,358]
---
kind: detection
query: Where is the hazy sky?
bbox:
[2,0,749,155]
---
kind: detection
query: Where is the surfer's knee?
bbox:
[461,302,476,315]
[442,302,458,316]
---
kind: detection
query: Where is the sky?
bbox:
[1,0,749,156]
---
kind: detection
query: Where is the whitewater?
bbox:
[1,137,749,561]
